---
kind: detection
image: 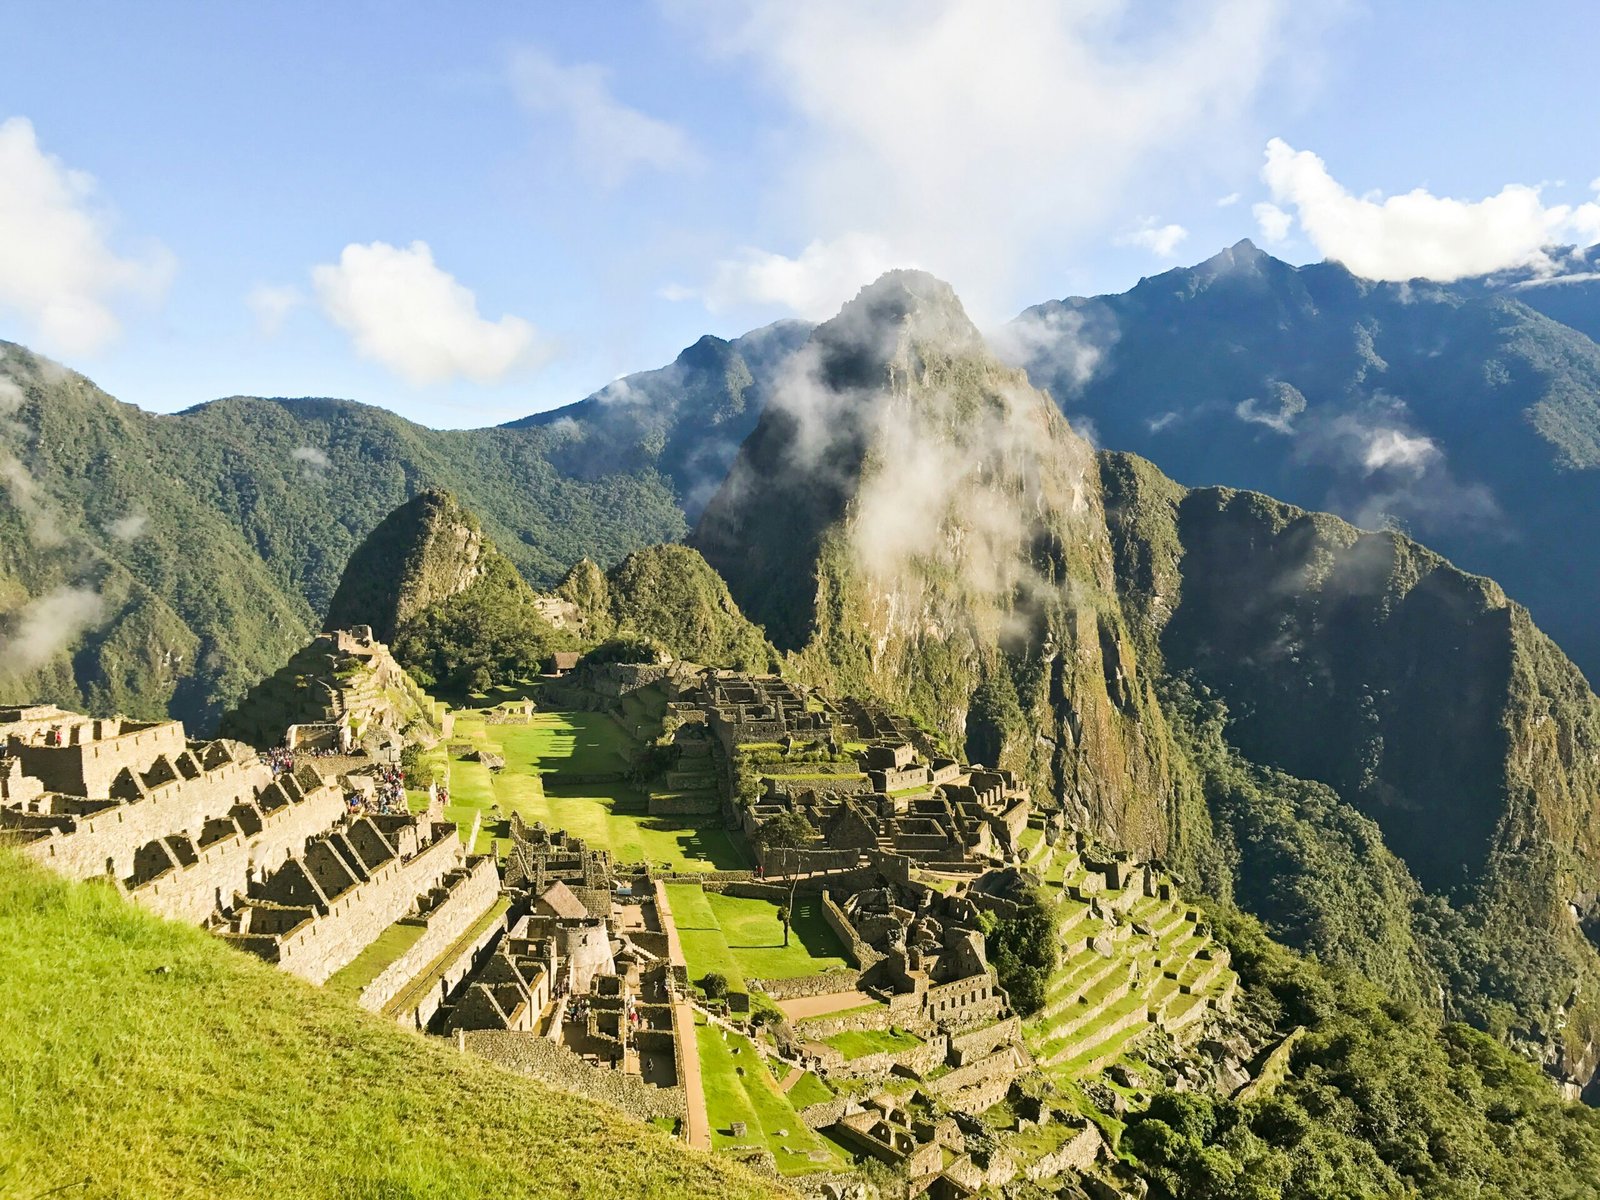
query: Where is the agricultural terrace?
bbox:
[436,701,748,872]
[690,1012,849,1176]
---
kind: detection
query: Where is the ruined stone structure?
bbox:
[221,627,452,754]
[744,738,1031,874]
[216,811,469,985]
[694,672,837,752]
[0,704,346,922]
[446,816,684,1109]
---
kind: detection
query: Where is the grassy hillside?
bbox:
[0,849,777,1200]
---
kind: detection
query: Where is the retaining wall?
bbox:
[461,1030,685,1122]
[23,757,274,881]
[127,783,346,924]
[356,856,501,1014]
[266,831,464,984]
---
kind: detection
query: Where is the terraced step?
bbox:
[1042,992,1151,1071]
[1052,1012,1155,1080]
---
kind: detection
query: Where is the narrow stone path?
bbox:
[778,1065,803,1093]
[655,881,710,1150]
[673,1000,711,1150]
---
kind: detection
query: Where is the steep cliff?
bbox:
[1101,451,1600,1092]
[695,272,1192,857]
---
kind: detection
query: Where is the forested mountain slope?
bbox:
[695,270,1600,1095]
[0,342,685,727]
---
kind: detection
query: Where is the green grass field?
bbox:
[820,1027,922,1061]
[785,1071,834,1109]
[0,850,774,1200]
[692,1013,847,1176]
[665,885,849,992]
[442,710,747,870]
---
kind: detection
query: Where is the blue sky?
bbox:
[2,0,1597,427]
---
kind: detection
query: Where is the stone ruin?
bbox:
[1,701,504,1032]
[446,814,685,1108]
[220,626,452,755]
[745,738,1031,873]
[695,671,838,753]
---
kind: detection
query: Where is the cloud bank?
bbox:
[675,0,1307,318]
[0,585,105,677]
[1262,138,1600,281]
[312,241,553,386]
[510,46,698,187]
[0,117,173,356]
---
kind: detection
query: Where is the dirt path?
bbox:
[778,1065,803,1093]
[775,989,877,1021]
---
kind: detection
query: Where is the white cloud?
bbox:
[311,241,553,386]
[1360,428,1438,474]
[1262,138,1600,281]
[1253,201,1293,244]
[1117,220,1190,258]
[688,233,907,319]
[0,586,105,676]
[246,284,304,336]
[510,46,698,187]
[0,376,23,417]
[106,510,148,541]
[291,445,330,468]
[675,0,1313,317]
[1217,192,1242,207]
[0,117,173,356]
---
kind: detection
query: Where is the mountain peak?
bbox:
[322,488,490,641]
[811,269,985,389]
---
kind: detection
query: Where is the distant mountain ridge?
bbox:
[1010,238,1600,680]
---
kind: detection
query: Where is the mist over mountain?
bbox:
[694,269,1600,1096]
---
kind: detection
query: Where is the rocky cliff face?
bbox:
[323,489,491,642]
[695,272,1187,857]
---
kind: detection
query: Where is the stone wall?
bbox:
[751,968,861,1000]
[10,720,187,797]
[127,782,346,924]
[356,855,502,1015]
[460,1030,685,1122]
[765,776,870,799]
[927,1047,1022,1100]
[1023,1122,1104,1183]
[700,879,791,902]
[647,792,720,816]
[821,889,884,970]
[949,1016,1022,1066]
[23,756,274,882]
[402,895,508,1032]
[825,1032,949,1081]
[266,831,464,984]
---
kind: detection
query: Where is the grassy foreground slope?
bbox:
[0,851,777,1200]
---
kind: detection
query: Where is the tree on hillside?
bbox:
[981,888,1058,1015]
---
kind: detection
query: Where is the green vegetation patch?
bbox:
[692,1014,846,1176]
[323,919,427,996]
[704,891,849,980]
[820,1027,922,1061]
[0,851,772,1200]
[785,1070,834,1110]
[445,711,746,871]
